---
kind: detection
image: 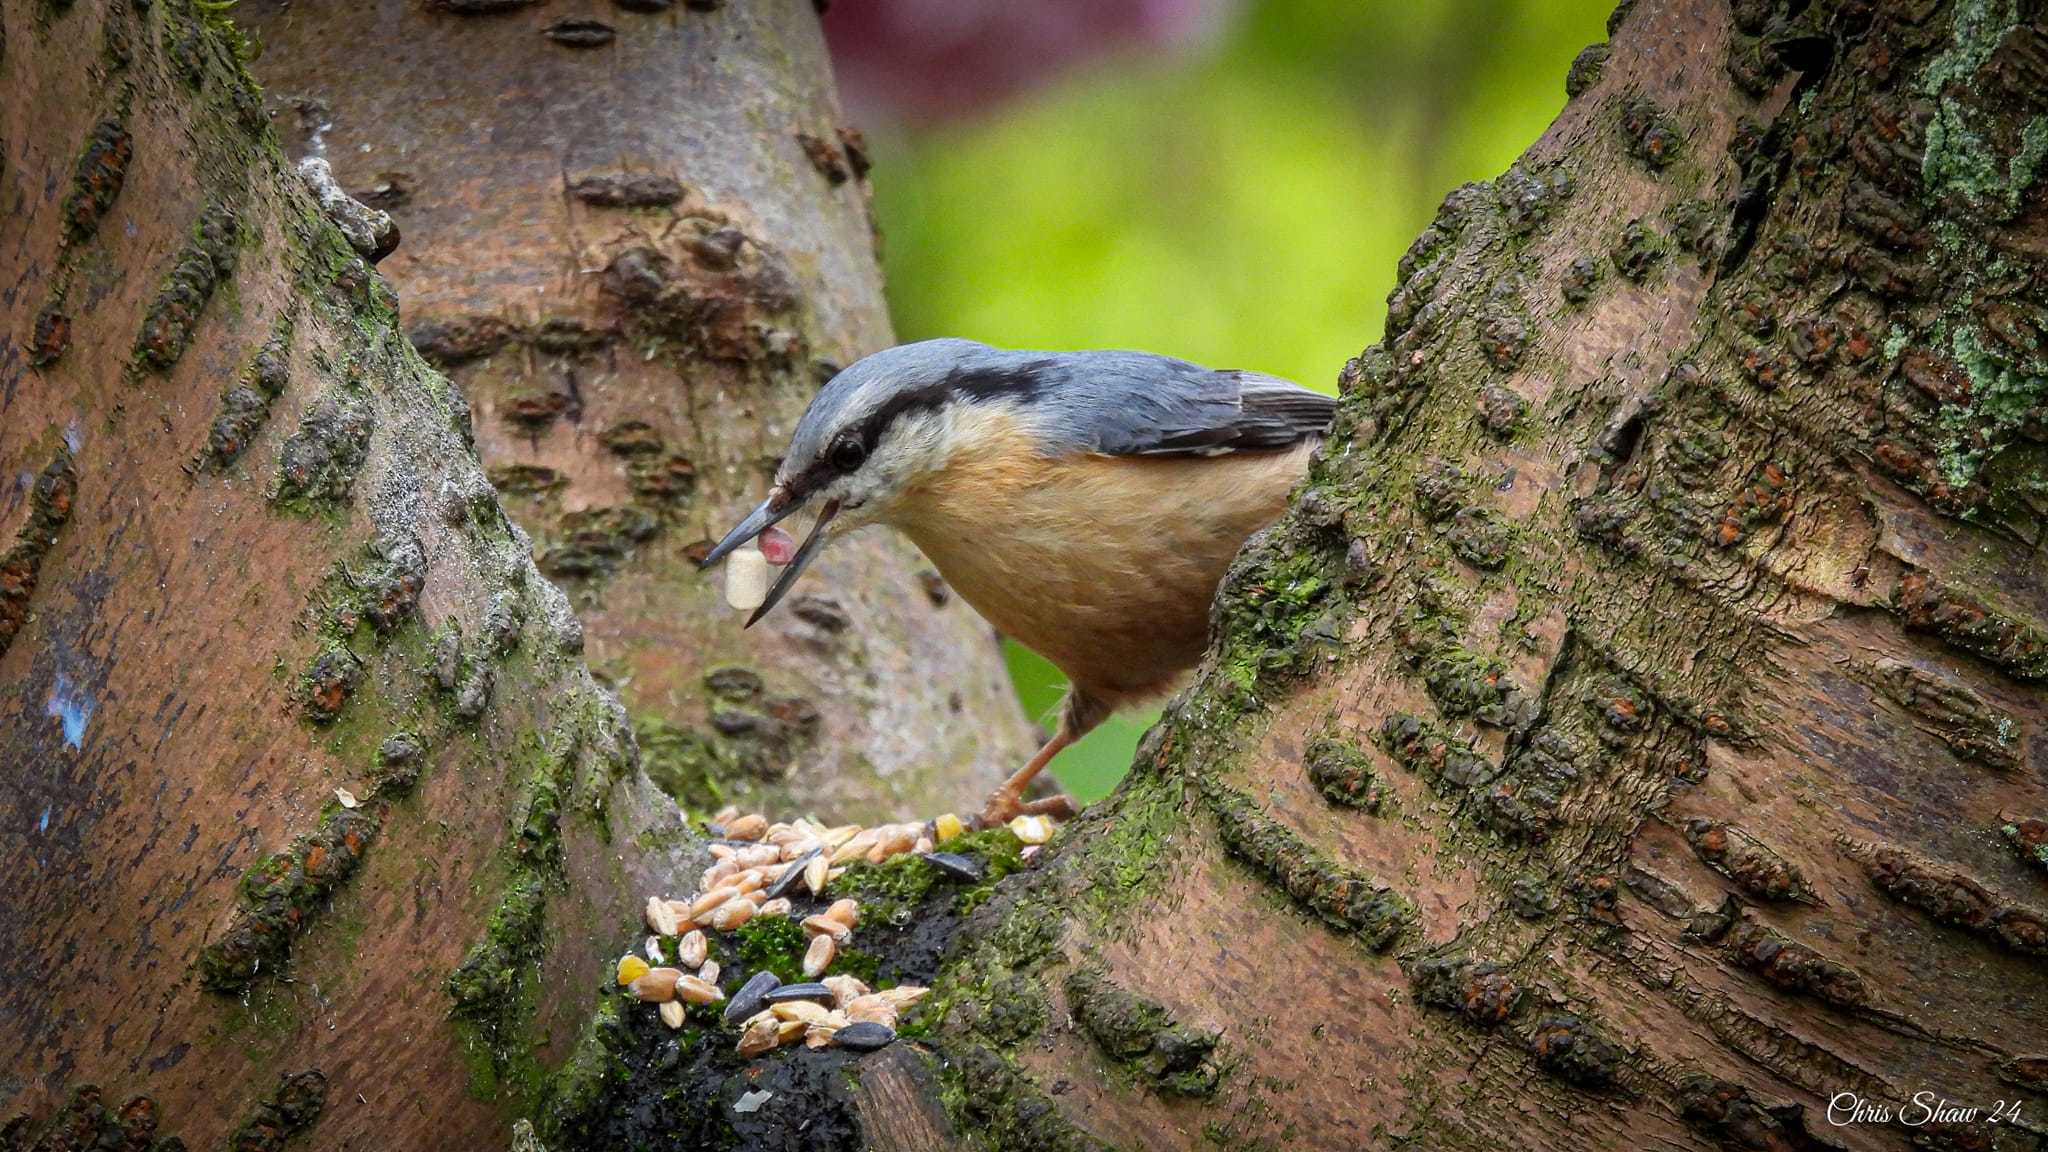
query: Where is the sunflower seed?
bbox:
[767,846,821,899]
[724,970,781,1024]
[925,852,984,882]
[832,1021,897,1051]
[763,981,834,1005]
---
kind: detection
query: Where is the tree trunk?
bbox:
[559,0,2048,1148]
[237,0,1032,827]
[0,0,829,1146]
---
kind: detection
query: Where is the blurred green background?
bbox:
[860,0,1611,801]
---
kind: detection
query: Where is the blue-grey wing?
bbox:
[1041,351,1336,458]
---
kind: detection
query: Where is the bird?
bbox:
[701,338,1337,826]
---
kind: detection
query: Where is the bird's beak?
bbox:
[700,487,842,628]
[700,487,799,568]
[745,498,839,628]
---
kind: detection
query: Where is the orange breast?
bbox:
[886,411,1315,708]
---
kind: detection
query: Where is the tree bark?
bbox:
[0,2,1007,1147]
[237,0,1032,827]
[560,0,2048,1149]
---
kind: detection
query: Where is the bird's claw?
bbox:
[978,788,1076,828]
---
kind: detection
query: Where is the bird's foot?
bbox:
[978,788,1077,829]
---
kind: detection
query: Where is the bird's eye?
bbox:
[829,437,866,473]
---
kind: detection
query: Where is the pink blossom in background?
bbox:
[822,0,1237,124]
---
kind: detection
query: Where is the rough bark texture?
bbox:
[5,0,710,1147]
[238,0,1032,827]
[558,0,2048,1149]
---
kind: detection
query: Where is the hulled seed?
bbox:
[725,546,770,611]
[659,1000,686,1029]
[692,886,740,918]
[802,915,852,944]
[725,813,769,841]
[711,898,755,931]
[676,974,724,1004]
[823,975,868,1007]
[698,960,720,985]
[803,932,837,977]
[758,897,793,919]
[770,999,833,1025]
[823,899,858,929]
[679,930,707,968]
[844,994,896,1026]
[804,854,830,896]
[646,895,681,936]
[875,986,929,1010]
[737,1016,780,1057]
[868,827,916,862]
[629,968,683,1002]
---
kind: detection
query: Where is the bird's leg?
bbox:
[978,688,1105,827]
[977,728,1074,827]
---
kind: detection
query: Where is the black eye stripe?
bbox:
[787,360,1053,496]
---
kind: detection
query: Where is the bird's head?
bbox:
[700,338,1047,624]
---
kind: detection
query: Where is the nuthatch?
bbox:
[703,338,1335,824]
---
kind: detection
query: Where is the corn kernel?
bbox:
[617,954,650,986]
[934,813,964,843]
[1008,814,1053,845]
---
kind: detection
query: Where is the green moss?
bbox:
[635,717,733,817]
[728,915,806,981]
[839,827,1028,922]
[1213,531,1344,695]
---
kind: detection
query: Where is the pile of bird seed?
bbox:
[615,807,1056,1058]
